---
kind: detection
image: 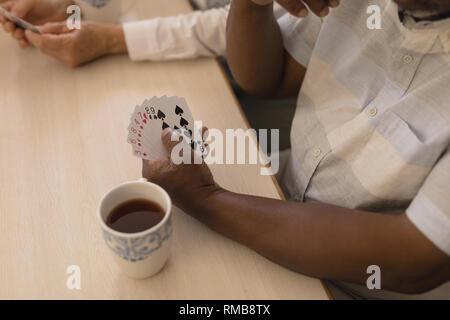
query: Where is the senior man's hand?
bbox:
[142,127,222,214]
[0,0,73,48]
[251,0,340,17]
[24,21,127,67]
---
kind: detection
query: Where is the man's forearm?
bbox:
[185,188,450,293]
[226,0,285,96]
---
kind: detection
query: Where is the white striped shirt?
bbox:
[278,0,450,299]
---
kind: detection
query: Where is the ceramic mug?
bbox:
[74,0,135,24]
[97,179,173,279]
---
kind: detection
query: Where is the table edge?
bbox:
[214,59,333,300]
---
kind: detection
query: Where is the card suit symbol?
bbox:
[138,143,142,147]
[153,115,157,119]
[174,126,179,130]
[157,110,166,120]
[162,122,170,130]
[180,117,189,128]
[175,105,184,115]
[183,130,191,138]
[143,119,147,124]
[196,140,203,151]
[143,153,147,157]
[140,126,144,130]
[138,134,142,137]
[144,114,148,119]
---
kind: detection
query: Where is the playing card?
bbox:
[127,97,169,161]
[159,96,206,155]
[128,105,152,141]
[127,96,205,161]
[127,133,151,160]
[128,102,153,159]
[140,97,170,160]
[130,99,158,139]
[128,124,151,149]
[129,111,150,144]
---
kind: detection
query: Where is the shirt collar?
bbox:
[390,1,450,54]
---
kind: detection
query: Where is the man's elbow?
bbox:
[231,72,281,98]
[237,82,279,98]
[386,265,449,294]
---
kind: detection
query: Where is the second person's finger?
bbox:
[18,38,29,48]
[24,29,42,49]
[39,22,71,35]
[13,28,25,40]
[0,1,15,23]
[5,21,16,33]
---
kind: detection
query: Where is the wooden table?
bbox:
[0,0,329,299]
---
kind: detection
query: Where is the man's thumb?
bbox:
[24,29,42,48]
[39,21,71,34]
[161,128,185,153]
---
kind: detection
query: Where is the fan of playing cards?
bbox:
[127,96,205,161]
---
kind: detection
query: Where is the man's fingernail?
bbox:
[298,9,308,17]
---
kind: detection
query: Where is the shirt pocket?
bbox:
[380,110,448,168]
[328,110,434,201]
[354,110,441,201]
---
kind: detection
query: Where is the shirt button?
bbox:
[403,55,413,64]
[368,108,378,117]
[314,149,322,158]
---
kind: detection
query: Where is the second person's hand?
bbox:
[0,0,74,48]
[24,21,128,68]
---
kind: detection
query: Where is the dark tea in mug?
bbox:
[106,199,165,233]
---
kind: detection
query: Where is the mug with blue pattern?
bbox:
[74,0,136,23]
[97,179,172,279]
[81,0,113,8]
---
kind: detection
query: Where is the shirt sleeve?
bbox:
[406,149,450,256]
[277,11,323,68]
[122,5,229,62]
